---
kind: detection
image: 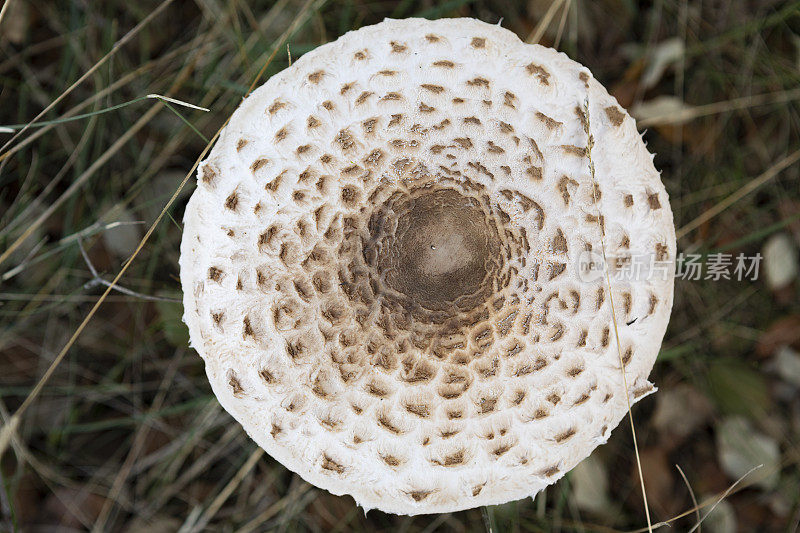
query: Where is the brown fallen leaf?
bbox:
[0,0,29,44]
[45,487,107,528]
[11,473,41,527]
[629,447,680,518]
[311,492,362,530]
[610,60,645,110]
[705,358,772,418]
[777,200,800,243]
[756,314,800,358]
[652,384,714,448]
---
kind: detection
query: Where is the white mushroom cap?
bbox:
[179,17,675,515]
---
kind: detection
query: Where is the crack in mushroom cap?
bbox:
[179,17,676,515]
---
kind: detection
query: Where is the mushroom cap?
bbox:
[180,17,675,515]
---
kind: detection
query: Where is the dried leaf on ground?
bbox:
[0,0,29,44]
[44,487,108,528]
[570,453,611,516]
[156,299,190,347]
[641,38,685,89]
[716,416,780,491]
[771,345,800,388]
[756,315,800,357]
[762,233,798,290]
[101,207,142,260]
[706,358,771,417]
[631,95,693,125]
[652,383,714,446]
[701,496,737,533]
[630,447,680,517]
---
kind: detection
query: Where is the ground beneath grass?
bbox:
[1,0,799,531]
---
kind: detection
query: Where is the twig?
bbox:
[77,238,181,303]
[1,221,144,282]
[0,236,47,280]
[626,465,763,533]
[686,465,761,533]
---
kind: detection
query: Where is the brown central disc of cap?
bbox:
[385,188,495,310]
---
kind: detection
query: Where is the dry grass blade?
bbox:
[184,448,265,532]
[677,149,800,240]
[235,484,314,533]
[0,151,204,461]
[77,238,180,303]
[624,465,763,533]
[553,0,571,49]
[0,65,218,460]
[0,37,197,172]
[686,465,761,533]
[145,94,210,112]
[0,0,323,486]
[0,40,204,270]
[637,87,800,128]
[0,0,177,157]
[584,99,653,533]
[526,0,566,44]
[89,351,185,532]
[3,1,798,530]
[0,0,14,27]
[0,413,20,460]
[675,464,700,532]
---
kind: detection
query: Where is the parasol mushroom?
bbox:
[179,17,675,515]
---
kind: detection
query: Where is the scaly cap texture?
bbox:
[180,17,675,515]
